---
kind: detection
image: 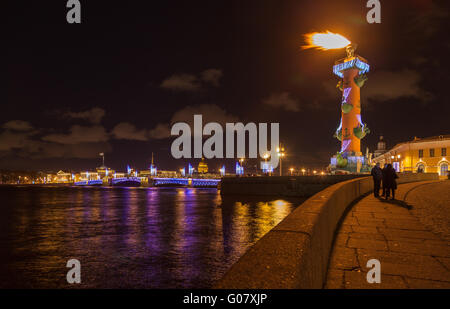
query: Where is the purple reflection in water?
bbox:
[0,186,305,288]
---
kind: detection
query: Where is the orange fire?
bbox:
[302,31,351,50]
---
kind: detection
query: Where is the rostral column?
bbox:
[332,44,370,172]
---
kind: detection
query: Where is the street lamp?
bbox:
[239,158,245,174]
[277,145,286,176]
[301,168,306,176]
[289,168,294,176]
[262,153,270,175]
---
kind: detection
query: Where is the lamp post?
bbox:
[277,145,286,176]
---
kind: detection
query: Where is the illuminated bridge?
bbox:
[74,179,103,186]
[153,178,221,187]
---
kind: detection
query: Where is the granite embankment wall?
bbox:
[215,172,439,289]
[220,175,366,197]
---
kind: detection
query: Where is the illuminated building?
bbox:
[330,44,370,173]
[55,170,72,183]
[96,166,115,179]
[46,173,56,183]
[372,135,450,177]
[197,158,208,174]
[115,172,125,178]
[140,169,177,178]
[138,170,151,177]
[80,171,99,181]
[157,170,178,178]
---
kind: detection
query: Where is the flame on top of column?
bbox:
[302,31,351,51]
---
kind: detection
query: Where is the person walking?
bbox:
[384,164,399,200]
[382,163,388,198]
[370,163,383,197]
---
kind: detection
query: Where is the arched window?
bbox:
[417,163,425,173]
[440,163,448,176]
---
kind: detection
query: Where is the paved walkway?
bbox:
[325,181,450,289]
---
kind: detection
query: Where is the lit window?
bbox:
[440,163,448,176]
[442,148,447,156]
[418,149,423,158]
[430,149,435,157]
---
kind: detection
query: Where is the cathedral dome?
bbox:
[377,136,386,151]
[198,158,208,174]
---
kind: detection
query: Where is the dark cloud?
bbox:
[106,104,237,142]
[160,69,223,91]
[170,104,239,125]
[2,120,34,131]
[37,142,112,159]
[364,70,432,102]
[406,2,449,41]
[141,104,239,140]
[41,125,109,144]
[112,122,149,141]
[148,123,171,139]
[111,122,170,140]
[65,107,106,124]
[0,127,111,160]
[160,73,201,91]
[262,92,300,112]
[0,130,35,152]
[321,70,432,104]
[201,69,223,87]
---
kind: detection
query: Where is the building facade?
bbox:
[372,135,449,177]
[55,170,72,183]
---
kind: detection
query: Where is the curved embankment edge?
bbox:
[215,172,439,289]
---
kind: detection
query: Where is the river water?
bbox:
[0,185,304,288]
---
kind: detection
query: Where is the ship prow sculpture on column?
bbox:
[330,43,371,173]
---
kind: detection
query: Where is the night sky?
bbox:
[4,0,450,173]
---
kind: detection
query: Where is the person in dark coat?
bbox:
[370,163,383,197]
[381,163,388,197]
[383,164,399,200]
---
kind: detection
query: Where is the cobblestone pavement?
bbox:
[325,181,450,289]
[406,181,450,242]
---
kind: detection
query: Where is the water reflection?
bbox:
[0,186,305,288]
